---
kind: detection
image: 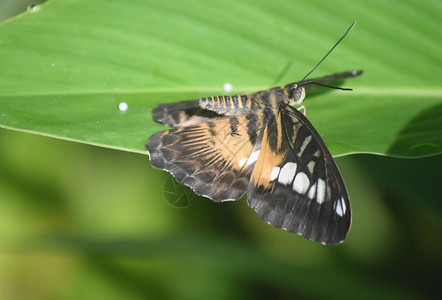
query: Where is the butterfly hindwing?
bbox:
[247,105,351,244]
[146,113,264,202]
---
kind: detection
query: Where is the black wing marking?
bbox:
[247,105,351,244]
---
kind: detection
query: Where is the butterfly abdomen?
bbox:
[199,94,258,115]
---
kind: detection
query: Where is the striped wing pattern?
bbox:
[147,112,263,202]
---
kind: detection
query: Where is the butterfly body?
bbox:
[199,81,305,115]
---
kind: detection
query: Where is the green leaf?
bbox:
[0,0,441,157]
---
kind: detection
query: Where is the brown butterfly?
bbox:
[146,23,362,244]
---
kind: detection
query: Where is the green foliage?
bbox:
[0,0,440,156]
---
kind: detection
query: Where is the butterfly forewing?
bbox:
[247,105,351,244]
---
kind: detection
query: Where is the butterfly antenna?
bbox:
[300,21,356,84]
[313,82,353,91]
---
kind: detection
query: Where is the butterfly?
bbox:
[146,23,361,244]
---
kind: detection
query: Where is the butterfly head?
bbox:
[287,84,306,106]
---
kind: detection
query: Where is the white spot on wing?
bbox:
[335,197,346,217]
[270,167,280,181]
[238,157,248,167]
[335,202,343,216]
[307,161,315,174]
[298,135,312,157]
[278,162,297,185]
[317,179,326,204]
[308,183,316,199]
[313,150,321,157]
[293,172,310,194]
[247,149,260,166]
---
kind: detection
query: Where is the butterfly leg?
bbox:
[297,105,306,116]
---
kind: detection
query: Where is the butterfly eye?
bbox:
[289,86,306,105]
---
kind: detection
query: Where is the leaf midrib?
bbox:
[1,87,441,98]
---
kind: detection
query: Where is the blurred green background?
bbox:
[0,0,441,299]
